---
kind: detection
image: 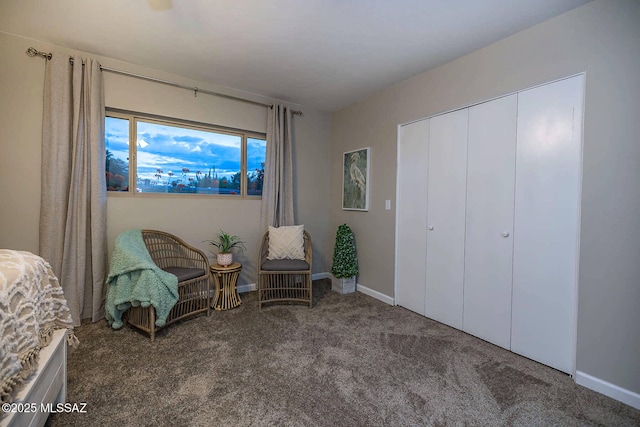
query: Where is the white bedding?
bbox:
[0,250,77,407]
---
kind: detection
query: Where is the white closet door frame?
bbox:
[395,119,430,315]
[511,75,584,375]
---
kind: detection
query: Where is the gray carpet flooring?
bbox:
[48,279,640,426]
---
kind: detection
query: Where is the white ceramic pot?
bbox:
[217,253,233,266]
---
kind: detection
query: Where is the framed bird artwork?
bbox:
[342,147,370,211]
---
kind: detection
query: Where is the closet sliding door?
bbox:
[424,109,468,330]
[395,75,583,375]
[463,94,517,349]
[396,119,429,315]
[511,75,583,374]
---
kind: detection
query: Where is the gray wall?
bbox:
[0,31,332,288]
[330,0,640,394]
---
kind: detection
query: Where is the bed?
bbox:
[0,250,78,427]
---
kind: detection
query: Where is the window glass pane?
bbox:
[105,117,130,191]
[136,120,242,195]
[247,137,266,196]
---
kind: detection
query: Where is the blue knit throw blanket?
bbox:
[105,229,179,329]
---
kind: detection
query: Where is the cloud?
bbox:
[106,117,266,183]
[173,135,205,143]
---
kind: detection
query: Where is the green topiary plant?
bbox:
[331,224,358,278]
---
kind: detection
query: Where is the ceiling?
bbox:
[0,0,591,112]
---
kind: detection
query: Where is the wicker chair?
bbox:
[124,230,211,340]
[258,230,313,308]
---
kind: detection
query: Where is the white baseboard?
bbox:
[236,274,397,308]
[237,283,256,294]
[356,282,395,306]
[575,370,640,410]
[314,273,395,306]
[312,272,332,280]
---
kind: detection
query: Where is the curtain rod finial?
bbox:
[26,47,52,60]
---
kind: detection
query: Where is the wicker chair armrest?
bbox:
[259,232,270,266]
[142,230,210,271]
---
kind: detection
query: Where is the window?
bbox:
[105,112,266,197]
[105,116,130,191]
[247,137,266,196]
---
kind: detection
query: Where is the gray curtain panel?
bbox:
[259,104,295,231]
[39,54,107,326]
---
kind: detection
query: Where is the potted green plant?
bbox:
[330,224,358,294]
[206,230,246,266]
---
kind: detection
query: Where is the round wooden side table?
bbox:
[210,262,242,310]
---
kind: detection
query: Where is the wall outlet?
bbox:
[385,200,391,210]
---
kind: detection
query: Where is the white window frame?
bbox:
[106,110,266,199]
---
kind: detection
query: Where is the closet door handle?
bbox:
[501,231,510,238]
[428,225,434,231]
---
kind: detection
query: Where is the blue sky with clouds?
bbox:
[106,117,265,184]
